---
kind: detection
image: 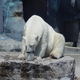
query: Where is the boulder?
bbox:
[0,56,75,80]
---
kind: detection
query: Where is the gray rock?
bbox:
[0,56,75,80]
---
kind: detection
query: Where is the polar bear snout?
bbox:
[24,46,36,61]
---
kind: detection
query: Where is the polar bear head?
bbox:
[24,35,40,61]
[24,35,40,54]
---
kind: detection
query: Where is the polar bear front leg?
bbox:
[18,37,26,59]
[36,43,47,60]
[38,37,47,58]
[37,29,48,59]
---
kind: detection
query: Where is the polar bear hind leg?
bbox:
[50,33,65,59]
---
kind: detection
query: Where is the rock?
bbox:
[0,56,75,80]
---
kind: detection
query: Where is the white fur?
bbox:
[18,15,65,59]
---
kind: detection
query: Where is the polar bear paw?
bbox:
[18,54,25,60]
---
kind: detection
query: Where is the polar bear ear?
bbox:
[35,36,39,41]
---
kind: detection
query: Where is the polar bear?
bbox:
[18,15,65,60]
